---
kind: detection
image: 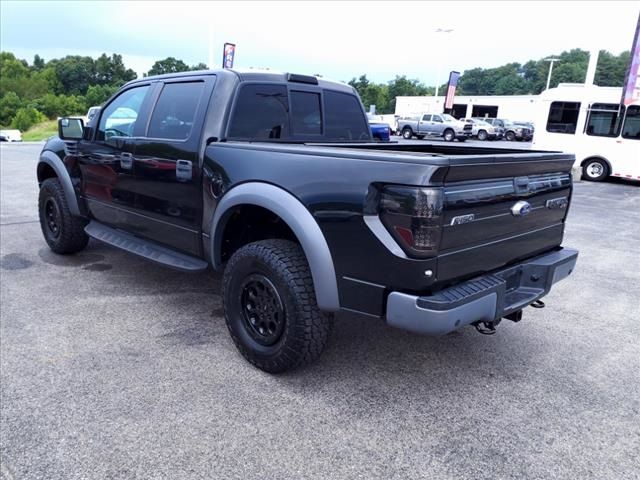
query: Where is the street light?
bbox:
[544,58,560,91]
[434,28,454,98]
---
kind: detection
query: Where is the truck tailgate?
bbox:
[437,154,574,283]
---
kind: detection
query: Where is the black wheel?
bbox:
[222,239,333,373]
[582,158,609,182]
[416,135,425,140]
[38,178,89,254]
[477,130,488,141]
[458,137,467,142]
[402,128,413,139]
[443,129,455,142]
[505,131,515,141]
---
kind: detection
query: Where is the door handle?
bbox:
[176,159,193,182]
[119,152,133,169]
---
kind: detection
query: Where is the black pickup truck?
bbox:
[37,69,578,372]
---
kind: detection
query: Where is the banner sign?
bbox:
[621,13,640,106]
[444,71,460,110]
[222,43,236,69]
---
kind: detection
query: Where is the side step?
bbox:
[85,221,208,273]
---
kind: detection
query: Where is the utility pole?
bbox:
[434,28,454,98]
[544,58,560,90]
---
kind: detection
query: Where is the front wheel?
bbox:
[222,240,333,373]
[402,128,413,139]
[477,130,488,141]
[582,159,609,182]
[505,131,515,141]
[443,129,455,142]
[38,178,89,254]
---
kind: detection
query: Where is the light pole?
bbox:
[544,58,560,91]
[434,28,454,98]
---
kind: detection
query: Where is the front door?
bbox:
[78,84,153,228]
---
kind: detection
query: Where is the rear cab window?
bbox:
[228,83,371,142]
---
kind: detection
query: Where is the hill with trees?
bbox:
[0,48,631,131]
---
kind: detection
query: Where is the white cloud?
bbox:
[2,0,638,83]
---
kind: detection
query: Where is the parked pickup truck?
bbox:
[398,113,472,142]
[38,69,578,373]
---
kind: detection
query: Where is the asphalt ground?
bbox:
[1,142,638,480]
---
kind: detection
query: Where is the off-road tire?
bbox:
[222,239,333,373]
[38,178,89,254]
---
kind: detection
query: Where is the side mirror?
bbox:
[58,117,84,140]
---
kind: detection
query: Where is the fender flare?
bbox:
[210,182,340,312]
[38,150,81,216]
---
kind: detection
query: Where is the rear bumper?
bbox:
[386,248,578,335]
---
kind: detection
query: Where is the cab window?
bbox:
[97,85,150,141]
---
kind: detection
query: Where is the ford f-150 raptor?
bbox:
[38,69,578,372]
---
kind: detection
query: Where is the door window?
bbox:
[98,85,150,141]
[422,115,431,121]
[585,103,624,137]
[432,115,443,123]
[147,82,204,140]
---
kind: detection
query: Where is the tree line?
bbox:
[0,52,207,130]
[350,49,630,114]
[0,47,631,130]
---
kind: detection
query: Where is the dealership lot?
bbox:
[1,143,638,480]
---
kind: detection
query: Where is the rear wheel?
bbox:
[416,135,425,140]
[38,178,89,254]
[402,128,413,139]
[582,158,609,182]
[223,239,333,373]
[477,130,488,141]
[443,129,455,142]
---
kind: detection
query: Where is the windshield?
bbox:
[442,114,457,122]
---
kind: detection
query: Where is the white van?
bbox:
[532,84,639,182]
[0,129,23,142]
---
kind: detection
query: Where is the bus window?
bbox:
[586,103,624,137]
[621,106,640,140]
[546,101,580,134]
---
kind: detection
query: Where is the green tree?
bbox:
[85,84,118,107]
[32,54,45,71]
[10,107,46,131]
[595,50,630,87]
[191,62,209,71]
[146,57,190,76]
[51,55,96,95]
[0,91,22,126]
[95,53,137,86]
[0,51,31,98]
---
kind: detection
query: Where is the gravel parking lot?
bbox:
[1,142,638,480]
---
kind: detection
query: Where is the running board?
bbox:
[85,221,208,272]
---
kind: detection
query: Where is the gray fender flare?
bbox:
[38,150,81,216]
[210,182,340,312]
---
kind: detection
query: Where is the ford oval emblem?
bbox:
[511,200,532,217]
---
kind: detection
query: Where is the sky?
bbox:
[1,1,639,85]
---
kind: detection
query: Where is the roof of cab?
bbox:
[124,68,355,94]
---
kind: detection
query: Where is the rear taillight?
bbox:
[379,186,443,257]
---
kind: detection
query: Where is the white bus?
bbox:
[532,84,639,182]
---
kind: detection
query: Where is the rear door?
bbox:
[127,76,216,256]
[418,114,431,135]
